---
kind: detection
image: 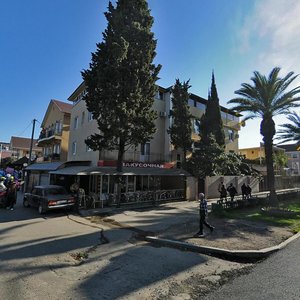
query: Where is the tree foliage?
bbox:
[82,0,161,171]
[200,72,225,147]
[277,111,300,144]
[228,67,300,206]
[187,135,224,179]
[168,79,193,168]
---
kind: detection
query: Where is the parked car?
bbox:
[23,185,75,214]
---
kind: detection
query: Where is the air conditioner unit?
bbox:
[159,111,167,117]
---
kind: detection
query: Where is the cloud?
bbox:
[238,0,300,76]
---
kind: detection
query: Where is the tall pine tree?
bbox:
[82,0,161,172]
[200,72,225,147]
[168,79,193,169]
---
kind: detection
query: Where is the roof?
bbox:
[10,136,42,151]
[41,99,72,127]
[52,99,72,114]
[12,156,29,166]
[50,166,191,176]
[49,165,92,175]
[25,162,64,171]
[276,143,299,152]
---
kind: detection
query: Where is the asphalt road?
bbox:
[204,234,300,300]
[0,192,248,300]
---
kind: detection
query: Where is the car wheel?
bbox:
[23,198,30,208]
[38,204,44,214]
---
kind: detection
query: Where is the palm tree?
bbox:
[277,111,300,144]
[228,67,300,206]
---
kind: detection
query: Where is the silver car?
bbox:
[23,185,75,214]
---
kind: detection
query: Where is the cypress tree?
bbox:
[168,79,193,169]
[82,0,161,172]
[200,72,225,147]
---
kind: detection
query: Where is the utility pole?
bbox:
[24,119,36,193]
[28,119,36,165]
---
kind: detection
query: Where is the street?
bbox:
[0,192,249,300]
[204,232,300,300]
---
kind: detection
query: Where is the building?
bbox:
[277,143,300,175]
[37,99,72,162]
[10,136,42,161]
[67,83,241,165]
[48,82,241,207]
[239,144,286,175]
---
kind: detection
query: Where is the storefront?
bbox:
[50,165,193,209]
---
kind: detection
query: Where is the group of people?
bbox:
[0,176,18,210]
[218,181,252,202]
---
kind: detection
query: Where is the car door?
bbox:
[31,188,41,207]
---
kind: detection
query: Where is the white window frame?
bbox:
[72,142,77,155]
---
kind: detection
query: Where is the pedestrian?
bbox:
[6,181,17,210]
[241,183,247,200]
[196,193,215,237]
[246,184,252,199]
[227,183,237,201]
[219,184,227,202]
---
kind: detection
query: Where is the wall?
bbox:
[205,175,260,199]
[259,175,300,191]
[68,99,99,164]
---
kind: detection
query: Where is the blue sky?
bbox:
[1,0,299,148]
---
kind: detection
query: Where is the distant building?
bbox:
[277,143,300,175]
[0,142,12,167]
[37,99,72,162]
[10,136,42,161]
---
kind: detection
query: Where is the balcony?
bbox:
[37,153,61,162]
[37,129,62,146]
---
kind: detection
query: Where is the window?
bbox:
[192,118,201,134]
[53,144,60,154]
[72,142,77,155]
[74,116,79,129]
[86,144,92,152]
[141,143,150,155]
[293,153,298,159]
[88,111,93,122]
[188,98,195,107]
[196,102,206,111]
[228,129,234,142]
[81,111,85,125]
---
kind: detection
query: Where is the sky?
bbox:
[1,0,300,148]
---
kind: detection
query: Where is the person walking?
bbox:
[197,193,214,237]
[6,181,17,210]
[227,183,237,201]
[219,184,227,202]
[241,183,247,200]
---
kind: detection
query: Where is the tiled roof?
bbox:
[10,136,42,151]
[52,99,72,114]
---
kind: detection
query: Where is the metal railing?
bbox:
[79,189,185,209]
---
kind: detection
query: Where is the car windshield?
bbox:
[45,187,68,196]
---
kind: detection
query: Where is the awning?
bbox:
[25,161,65,171]
[49,165,93,175]
[63,166,191,176]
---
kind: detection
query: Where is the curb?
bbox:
[143,231,300,261]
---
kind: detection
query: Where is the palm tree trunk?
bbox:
[261,117,278,206]
[264,140,278,206]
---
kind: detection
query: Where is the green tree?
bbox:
[273,151,288,174]
[228,67,300,206]
[200,72,225,147]
[168,79,193,168]
[277,111,300,144]
[187,135,224,179]
[82,0,161,172]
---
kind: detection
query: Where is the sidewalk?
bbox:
[79,188,300,261]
